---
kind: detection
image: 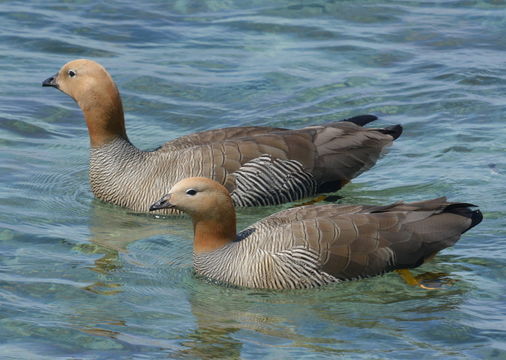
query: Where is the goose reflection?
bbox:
[78,200,187,297]
[175,272,467,358]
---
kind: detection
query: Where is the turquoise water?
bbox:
[1,0,505,358]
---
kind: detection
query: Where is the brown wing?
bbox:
[322,199,481,279]
[247,198,482,280]
[310,122,401,190]
[158,126,287,151]
[157,115,401,205]
[208,120,400,191]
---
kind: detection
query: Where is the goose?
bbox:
[149,177,482,289]
[43,59,402,213]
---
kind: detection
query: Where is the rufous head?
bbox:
[42,59,127,147]
[150,177,237,252]
[150,177,234,220]
[42,59,116,103]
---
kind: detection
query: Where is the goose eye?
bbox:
[68,70,76,78]
[185,189,197,196]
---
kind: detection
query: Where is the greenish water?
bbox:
[1,0,505,358]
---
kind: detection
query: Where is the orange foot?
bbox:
[294,195,328,207]
[395,269,452,290]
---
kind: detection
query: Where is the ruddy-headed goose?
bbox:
[150,177,482,289]
[43,59,402,213]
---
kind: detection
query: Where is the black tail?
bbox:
[379,124,403,140]
[342,114,378,127]
[343,115,402,140]
[444,203,483,233]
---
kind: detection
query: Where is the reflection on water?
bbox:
[86,201,178,253]
[80,201,177,273]
[82,282,122,295]
[177,274,468,358]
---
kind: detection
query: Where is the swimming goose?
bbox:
[43,59,402,213]
[150,177,482,289]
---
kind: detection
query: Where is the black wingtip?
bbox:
[444,204,483,233]
[342,114,378,127]
[380,124,403,140]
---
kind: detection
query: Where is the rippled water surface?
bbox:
[1,1,505,359]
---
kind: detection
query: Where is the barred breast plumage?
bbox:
[43,59,402,213]
[150,177,483,290]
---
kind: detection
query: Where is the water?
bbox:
[1,0,505,358]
